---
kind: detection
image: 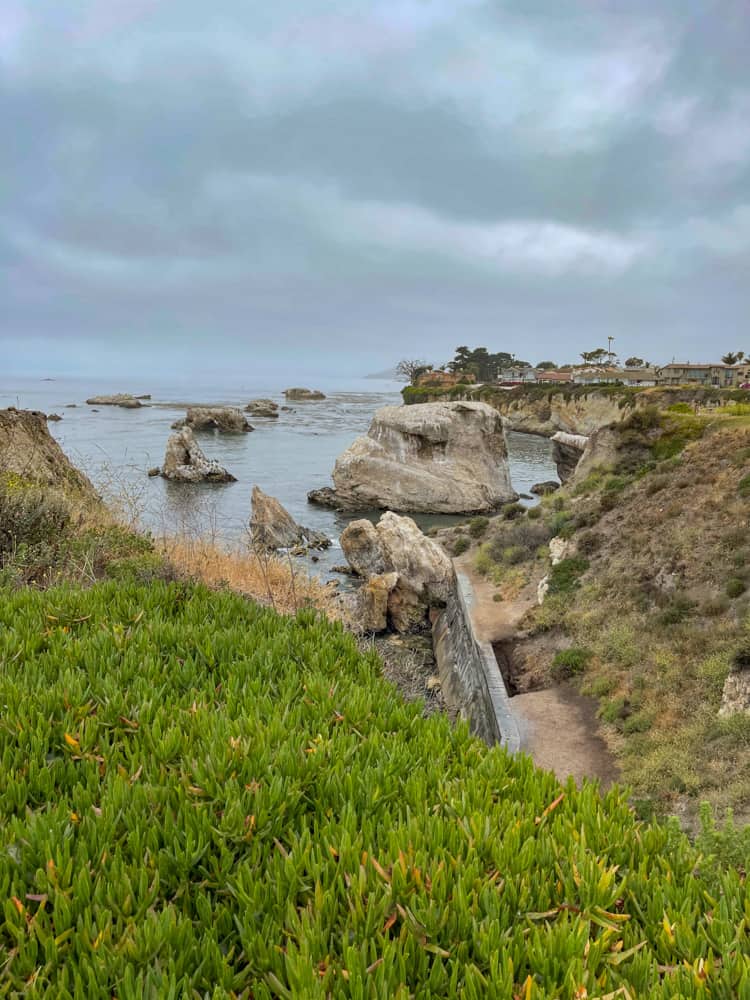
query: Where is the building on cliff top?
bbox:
[656,363,750,388]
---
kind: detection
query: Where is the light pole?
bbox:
[607,336,615,366]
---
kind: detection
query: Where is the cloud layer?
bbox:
[2,0,749,374]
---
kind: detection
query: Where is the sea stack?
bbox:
[309,401,516,514]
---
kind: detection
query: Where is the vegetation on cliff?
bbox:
[2,579,750,997]
[449,402,750,820]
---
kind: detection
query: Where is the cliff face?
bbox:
[0,408,97,498]
[317,401,516,514]
[493,391,636,437]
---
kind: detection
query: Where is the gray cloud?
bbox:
[2,0,749,375]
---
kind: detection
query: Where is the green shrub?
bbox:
[666,402,694,414]
[738,474,750,498]
[696,802,750,872]
[452,535,470,556]
[547,556,590,595]
[604,475,628,493]
[486,519,552,565]
[658,595,697,625]
[0,479,71,555]
[526,505,542,520]
[468,516,489,538]
[1,580,749,996]
[550,647,592,680]
[549,512,572,538]
[726,577,747,599]
[474,544,494,576]
[501,501,525,520]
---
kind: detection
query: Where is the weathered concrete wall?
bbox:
[432,570,521,750]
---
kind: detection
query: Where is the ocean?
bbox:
[1,374,557,578]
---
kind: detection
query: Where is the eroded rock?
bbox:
[531,480,560,495]
[284,388,326,401]
[159,426,236,483]
[250,486,330,551]
[341,512,453,632]
[551,431,588,483]
[172,407,253,433]
[719,671,750,717]
[85,394,143,408]
[317,402,516,514]
[245,399,279,418]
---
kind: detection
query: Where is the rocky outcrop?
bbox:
[551,431,589,483]
[497,390,636,437]
[85,394,145,408]
[537,537,578,605]
[719,671,750,717]
[171,407,253,433]
[245,399,279,418]
[311,402,516,514]
[340,512,454,632]
[0,408,97,498]
[158,427,236,483]
[348,572,399,633]
[530,480,560,495]
[250,486,329,551]
[284,388,326,401]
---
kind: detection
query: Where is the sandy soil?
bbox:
[512,686,620,789]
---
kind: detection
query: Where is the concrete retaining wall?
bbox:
[432,570,521,751]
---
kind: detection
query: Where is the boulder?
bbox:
[85,394,143,408]
[530,480,560,496]
[341,512,454,632]
[284,387,326,401]
[245,398,279,418]
[250,486,330,551]
[46,413,62,422]
[348,572,399,633]
[171,406,253,433]
[339,519,387,576]
[159,427,236,483]
[314,402,516,514]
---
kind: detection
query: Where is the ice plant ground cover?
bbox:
[0,580,748,998]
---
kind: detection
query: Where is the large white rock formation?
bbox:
[310,402,515,514]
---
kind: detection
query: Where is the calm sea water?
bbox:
[1,374,556,578]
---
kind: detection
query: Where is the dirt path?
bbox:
[454,553,537,643]
[512,686,620,789]
[453,553,619,788]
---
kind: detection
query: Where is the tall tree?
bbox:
[536,360,557,370]
[722,351,745,365]
[624,357,646,368]
[581,348,609,365]
[395,359,431,384]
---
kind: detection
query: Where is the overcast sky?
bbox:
[2,1,749,377]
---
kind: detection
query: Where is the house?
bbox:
[535,370,574,384]
[617,368,658,386]
[498,367,537,385]
[656,363,750,388]
[414,369,476,388]
[570,367,623,385]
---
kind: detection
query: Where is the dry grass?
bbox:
[159,535,344,620]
